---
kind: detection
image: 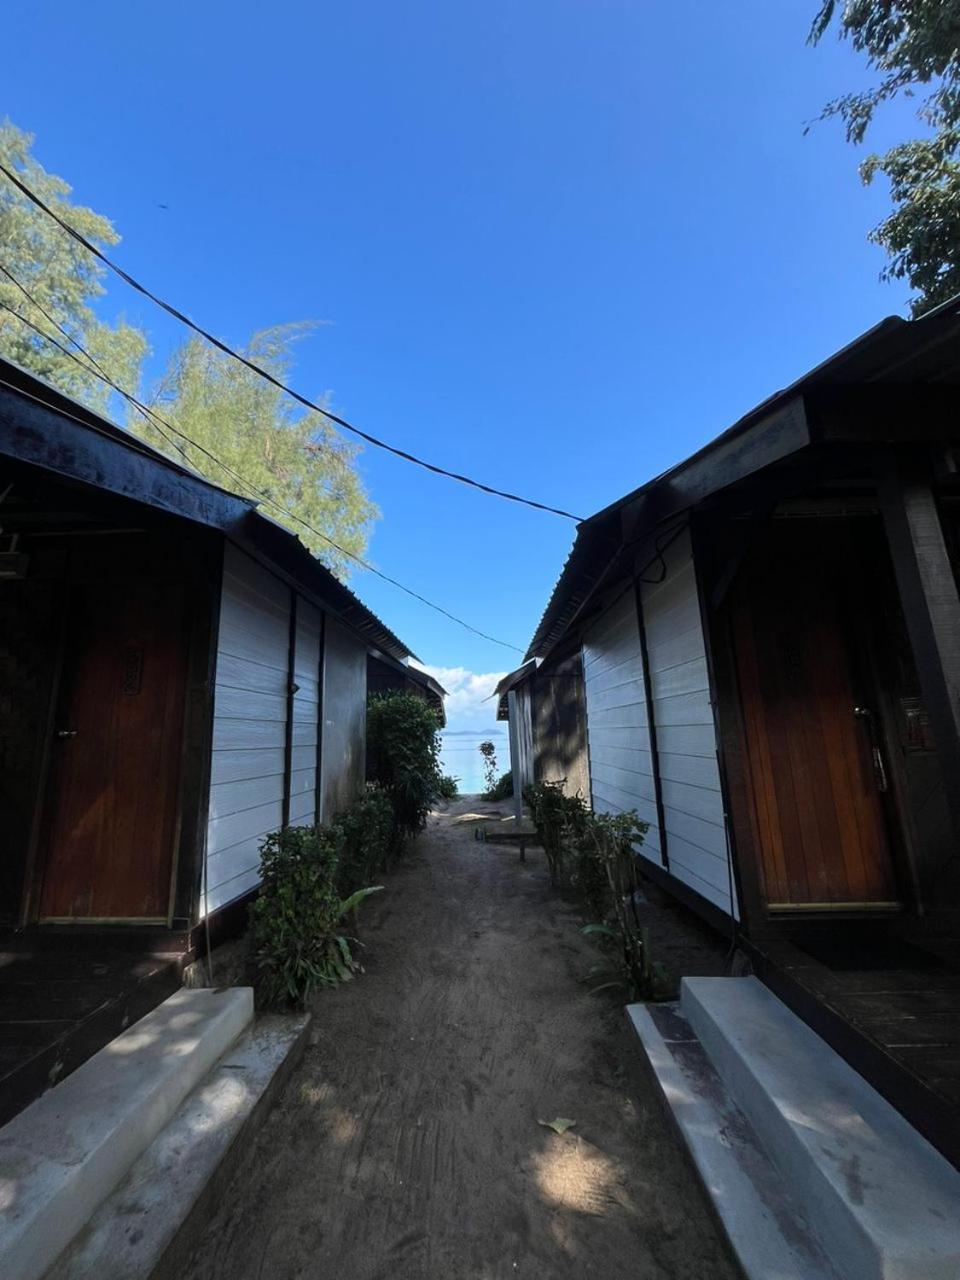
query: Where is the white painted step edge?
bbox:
[682,976,960,1280]
[627,1002,841,1280]
[46,1013,310,1280]
[0,986,254,1280]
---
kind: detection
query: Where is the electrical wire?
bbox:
[0,160,584,523]
[0,286,526,653]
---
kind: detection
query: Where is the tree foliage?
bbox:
[366,692,443,848]
[138,326,378,577]
[811,2,960,312]
[0,121,147,408]
[0,121,378,578]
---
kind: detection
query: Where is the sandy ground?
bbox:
[182,797,738,1280]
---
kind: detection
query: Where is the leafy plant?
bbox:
[478,740,498,793]
[575,810,663,1000]
[436,773,460,800]
[810,1,960,313]
[524,781,588,884]
[483,769,514,801]
[366,691,442,851]
[335,786,393,898]
[250,824,382,1007]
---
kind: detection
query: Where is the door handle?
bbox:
[56,729,78,739]
[853,706,888,793]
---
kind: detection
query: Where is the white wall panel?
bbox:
[582,587,663,864]
[640,527,737,919]
[203,545,291,916]
[290,599,322,827]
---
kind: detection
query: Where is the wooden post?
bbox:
[507,688,524,825]
[878,452,960,850]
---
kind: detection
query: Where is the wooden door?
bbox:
[38,577,189,921]
[729,524,899,910]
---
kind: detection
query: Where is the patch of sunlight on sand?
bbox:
[532,1138,622,1216]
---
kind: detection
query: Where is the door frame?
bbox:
[699,509,919,934]
[18,529,220,931]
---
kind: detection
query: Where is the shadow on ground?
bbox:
[180,796,738,1280]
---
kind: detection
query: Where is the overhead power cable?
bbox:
[0,280,525,653]
[0,160,584,523]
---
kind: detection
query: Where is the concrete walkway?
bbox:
[182,798,738,1280]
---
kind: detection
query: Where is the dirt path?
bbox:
[183,798,737,1280]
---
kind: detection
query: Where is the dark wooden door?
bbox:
[729,525,899,910]
[38,577,189,921]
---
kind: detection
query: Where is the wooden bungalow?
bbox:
[509,300,960,1167]
[493,654,589,799]
[0,355,420,1120]
[367,654,447,726]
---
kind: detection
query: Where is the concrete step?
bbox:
[46,1013,310,1280]
[682,976,960,1280]
[628,1001,841,1280]
[0,987,254,1280]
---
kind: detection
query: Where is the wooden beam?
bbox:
[878,452,960,852]
[634,578,669,871]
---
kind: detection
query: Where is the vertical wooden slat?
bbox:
[878,452,960,858]
[281,590,297,830]
[314,611,325,827]
[635,578,669,870]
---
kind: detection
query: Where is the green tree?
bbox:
[811,3,960,313]
[140,325,378,576]
[0,120,147,407]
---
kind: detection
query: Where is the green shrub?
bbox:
[367,691,442,849]
[335,786,394,897]
[250,824,382,1007]
[575,809,661,1000]
[483,769,514,801]
[524,781,588,883]
[436,773,459,800]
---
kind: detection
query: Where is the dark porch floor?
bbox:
[0,942,186,1126]
[752,929,960,1171]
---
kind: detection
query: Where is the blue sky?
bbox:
[5,1,918,786]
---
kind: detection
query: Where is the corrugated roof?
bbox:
[0,354,416,664]
[525,300,960,661]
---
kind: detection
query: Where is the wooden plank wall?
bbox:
[205,545,291,914]
[318,616,367,823]
[582,587,664,865]
[640,527,736,917]
[290,600,322,826]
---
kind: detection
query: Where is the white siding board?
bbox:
[583,589,664,863]
[290,744,317,774]
[588,744,654,775]
[590,761,658,803]
[646,625,706,675]
[218,595,289,651]
[657,750,722,790]
[215,653,287,696]
[205,546,293,917]
[212,716,286,751]
[648,655,709,701]
[652,689,716,727]
[656,723,717,758]
[639,526,737,920]
[289,766,315,797]
[204,866,262,916]
[208,773,288,821]
[669,857,733,912]
[209,799,284,857]
[289,796,315,825]
[212,686,286,723]
[662,806,727,860]
[583,702,649,731]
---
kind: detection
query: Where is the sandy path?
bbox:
[182,798,737,1280]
